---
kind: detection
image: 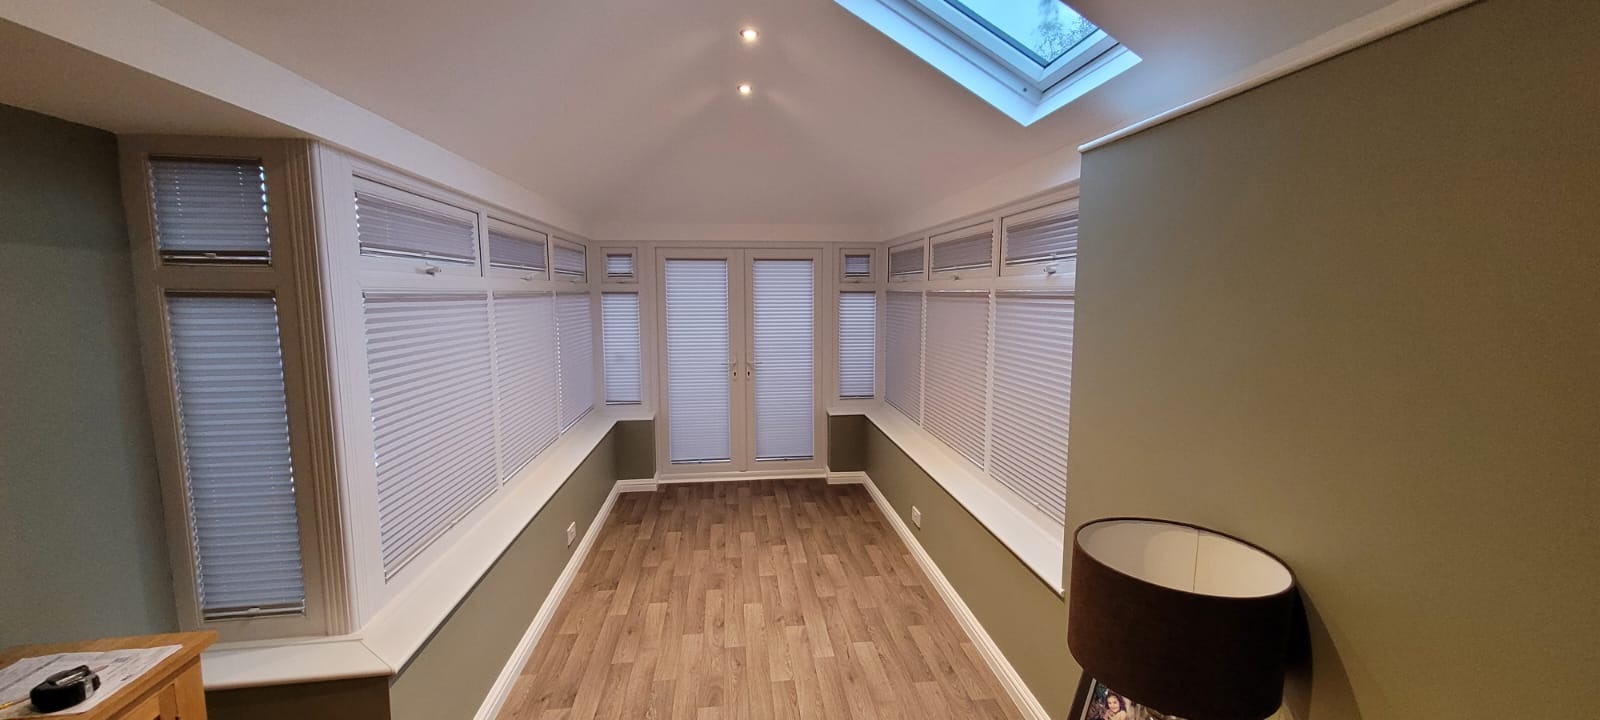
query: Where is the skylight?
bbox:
[834,0,1139,125]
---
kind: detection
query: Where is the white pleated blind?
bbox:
[493,293,559,478]
[885,291,923,420]
[990,293,1074,521]
[552,239,587,281]
[1004,201,1079,266]
[487,220,548,273]
[602,293,642,405]
[150,158,272,263]
[664,259,731,464]
[165,295,305,619]
[605,253,636,280]
[889,243,925,279]
[354,179,478,264]
[364,294,498,577]
[751,260,815,461]
[838,292,877,399]
[923,292,991,467]
[931,226,995,273]
[843,253,873,279]
[555,293,595,429]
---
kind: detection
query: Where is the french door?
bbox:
[656,248,822,476]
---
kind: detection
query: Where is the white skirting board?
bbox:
[473,483,621,720]
[859,475,1053,720]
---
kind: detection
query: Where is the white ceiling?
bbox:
[141,0,1395,226]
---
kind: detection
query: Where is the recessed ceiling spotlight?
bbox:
[740,27,760,43]
[737,83,753,96]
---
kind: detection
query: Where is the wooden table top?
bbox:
[0,632,216,719]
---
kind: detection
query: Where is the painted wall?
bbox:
[1072,1,1600,717]
[613,419,655,480]
[827,414,866,472]
[863,423,1072,717]
[0,103,176,645]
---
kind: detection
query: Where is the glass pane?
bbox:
[665,259,732,464]
[945,0,1099,66]
[751,260,815,461]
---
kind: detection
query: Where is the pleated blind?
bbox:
[751,260,815,461]
[889,243,925,279]
[843,253,873,279]
[990,293,1074,521]
[487,219,548,273]
[605,253,636,280]
[885,291,923,420]
[150,158,272,263]
[552,239,587,281]
[931,226,995,273]
[354,179,478,264]
[602,293,642,405]
[923,292,991,467]
[165,295,305,619]
[664,259,731,464]
[364,293,498,577]
[556,293,595,429]
[1004,201,1079,266]
[493,293,559,478]
[838,292,877,399]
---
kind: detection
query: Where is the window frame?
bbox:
[1000,197,1080,282]
[887,237,928,283]
[351,174,483,280]
[601,247,639,284]
[927,220,997,281]
[839,246,878,284]
[485,216,552,282]
[905,0,1120,91]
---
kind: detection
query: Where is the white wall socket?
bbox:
[911,506,922,529]
[565,521,576,547]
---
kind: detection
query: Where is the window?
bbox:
[922,292,990,466]
[991,292,1073,520]
[937,0,1099,68]
[353,177,478,266]
[751,259,816,461]
[841,249,875,282]
[364,293,498,578]
[884,291,923,419]
[664,259,732,464]
[604,250,638,282]
[838,292,877,399]
[602,293,642,405]
[1003,199,1079,276]
[889,241,926,281]
[556,292,595,429]
[166,294,304,619]
[930,223,994,276]
[552,238,587,282]
[487,219,548,277]
[150,158,271,264]
[493,292,560,478]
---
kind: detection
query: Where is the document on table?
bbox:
[0,645,180,718]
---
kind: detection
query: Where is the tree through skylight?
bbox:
[948,0,1099,66]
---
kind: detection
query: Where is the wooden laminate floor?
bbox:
[498,479,1025,720]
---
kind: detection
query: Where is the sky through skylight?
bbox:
[946,0,1099,66]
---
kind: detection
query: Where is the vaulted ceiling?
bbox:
[65,0,1404,225]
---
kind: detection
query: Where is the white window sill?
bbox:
[860,404,1066,593]
[200,408,651,690]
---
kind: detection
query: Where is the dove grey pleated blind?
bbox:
[165,295,305,619]
[751,260,815,461]
[838,292,877,399]
[150,158,272,263]
[885,291,923,420]
[1004,201,1079,266]
[556,293,595,429]
[354,179,479,264]
[889,243,925,279]
[990,293,1074,522]
[488,219,548,273]
[664,259,732,464]
[602,293,642,405]
[843,253,873,279]
[931,226,995,273]
[552,240,587,281]
[364,293,498,577]
[605,253,636,280]
[493,293,559,478]
[923,292,991,467]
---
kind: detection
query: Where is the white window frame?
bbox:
[904,0,1121,92]
[351,174,483,280]
[1000,197,1079,284]
[551,236,589,284]
[120,136,345,641]
[839,246,878,284]
[927,220,997,281]
[485,216,552,283]
[887,237,927,283]
[601,247,639,284]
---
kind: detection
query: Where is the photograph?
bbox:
[1080,679,1188,720]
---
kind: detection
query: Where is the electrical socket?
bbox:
[565,521,576,547]
[911,506,922,529]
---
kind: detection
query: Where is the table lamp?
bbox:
[1067,518,1297,720]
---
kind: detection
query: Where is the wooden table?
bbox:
[0,632,215,720]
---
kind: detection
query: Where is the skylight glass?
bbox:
[945,0,1099,67]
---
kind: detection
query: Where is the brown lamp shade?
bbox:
[1067,518,1296,720]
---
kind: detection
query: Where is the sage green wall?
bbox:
[863,423,1072,717]
[0,104,176,645]
[613,418,655,479]
[387,429,618,720]
[1073,1,1600,717]
[828,414,866,472]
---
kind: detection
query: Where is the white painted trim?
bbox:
[474,484,621,720]
[657,470,828,485]
[826,471,869,485]
[616,478,661,493]
[859,475,1050,720]
[1079,0,1477,153]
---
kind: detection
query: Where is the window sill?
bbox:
[200,408,648,690]
[862,404,1065,593]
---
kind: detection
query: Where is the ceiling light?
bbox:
[740,27,759,43]
[737,83,753,96]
